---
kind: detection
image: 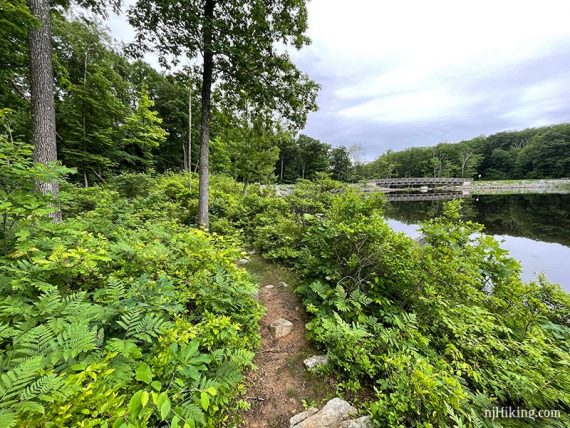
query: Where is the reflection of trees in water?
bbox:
[385,195,570,247]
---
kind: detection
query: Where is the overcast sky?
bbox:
[109,0,570,160]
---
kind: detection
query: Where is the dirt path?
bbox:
[240,257,335,428]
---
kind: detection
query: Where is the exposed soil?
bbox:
[240,257,336,428]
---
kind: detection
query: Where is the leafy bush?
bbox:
[249,181,570,427]
[0,143,263,426]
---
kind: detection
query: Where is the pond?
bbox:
[384,193,570,293]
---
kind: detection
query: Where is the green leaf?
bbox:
[200,391,209,411]
[159,397,171,420]
[141,390,149,408]
[128,390,142,414]
[135,363,153,384]
[171,416,180,428]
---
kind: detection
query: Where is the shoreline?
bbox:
[466,179,570,195]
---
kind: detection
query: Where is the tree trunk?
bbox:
[27,0,61,222]
[82,48,88,187]
[279,155,284,181]
[187,81,192,172]
[197,0,215,228]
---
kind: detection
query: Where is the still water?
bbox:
[384,194,570,293]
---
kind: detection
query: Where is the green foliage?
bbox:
[329,146,353,182]
[129,0,319,128]
[365,123,570,180]
[120,85,168,171]
[0,0,35,116]
[0,110,73,252]
[52,15,132,184]
[246,182,570,427]
[0,148,263,426]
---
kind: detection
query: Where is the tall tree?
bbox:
[0,0,34,118]
[120,85,168,171]
[297,134,330,179]
[24,0,121,221]
[329,146,352,181]
[52,15,131,185]
[27,0,61,221]
[129,0,318,228]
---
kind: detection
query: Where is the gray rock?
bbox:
[289,407,319,427]
[269,318,293,338]
[237,258,250,266]
[415,235,427,246]
[303,355,329,370]
[339,416,373,428]
[292,398,357,428]
[280,281,289,288]
[264,284,275,289]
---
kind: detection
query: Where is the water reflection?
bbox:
[385,194,570,292]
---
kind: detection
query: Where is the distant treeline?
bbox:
[363,124,570,179]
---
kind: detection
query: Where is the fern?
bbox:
[309,281,329,299]
[118,310,169,343]
[57,322,98,361]
[0,296,32,318]
[21,374,64,401]
[0,323,15,341]
[34,287,63,316]
[0,411,17,428]
[105,338,142,359]
[0,356,43,408]
[349,289,372,309]
[178,401,205,425]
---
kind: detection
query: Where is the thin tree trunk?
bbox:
[280,156,284,181]
[82,48,88,187]
[187,81,192,172]
[27,0,61,222]
[197,0,215,228]
[93,168,106,184]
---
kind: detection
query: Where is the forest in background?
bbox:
[364,124,570,180]
[0,1,360,189]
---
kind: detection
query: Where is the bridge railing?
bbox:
[369,177,467,186]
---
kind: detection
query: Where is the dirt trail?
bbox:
[241,258,335,428]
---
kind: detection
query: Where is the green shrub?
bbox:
[0,144,263,426]
[250,182,570,427]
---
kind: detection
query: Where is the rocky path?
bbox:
[241,258,336,427]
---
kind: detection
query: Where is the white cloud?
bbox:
[338,88,465,123]
[501,78,569,126]
[293,0,570,126]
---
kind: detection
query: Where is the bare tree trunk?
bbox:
[280,156,284,181]
[187,81,192,172]
[82,47,89,187]
[460,152,472,177]
[197,0,215,228]
[27,0,61,222]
